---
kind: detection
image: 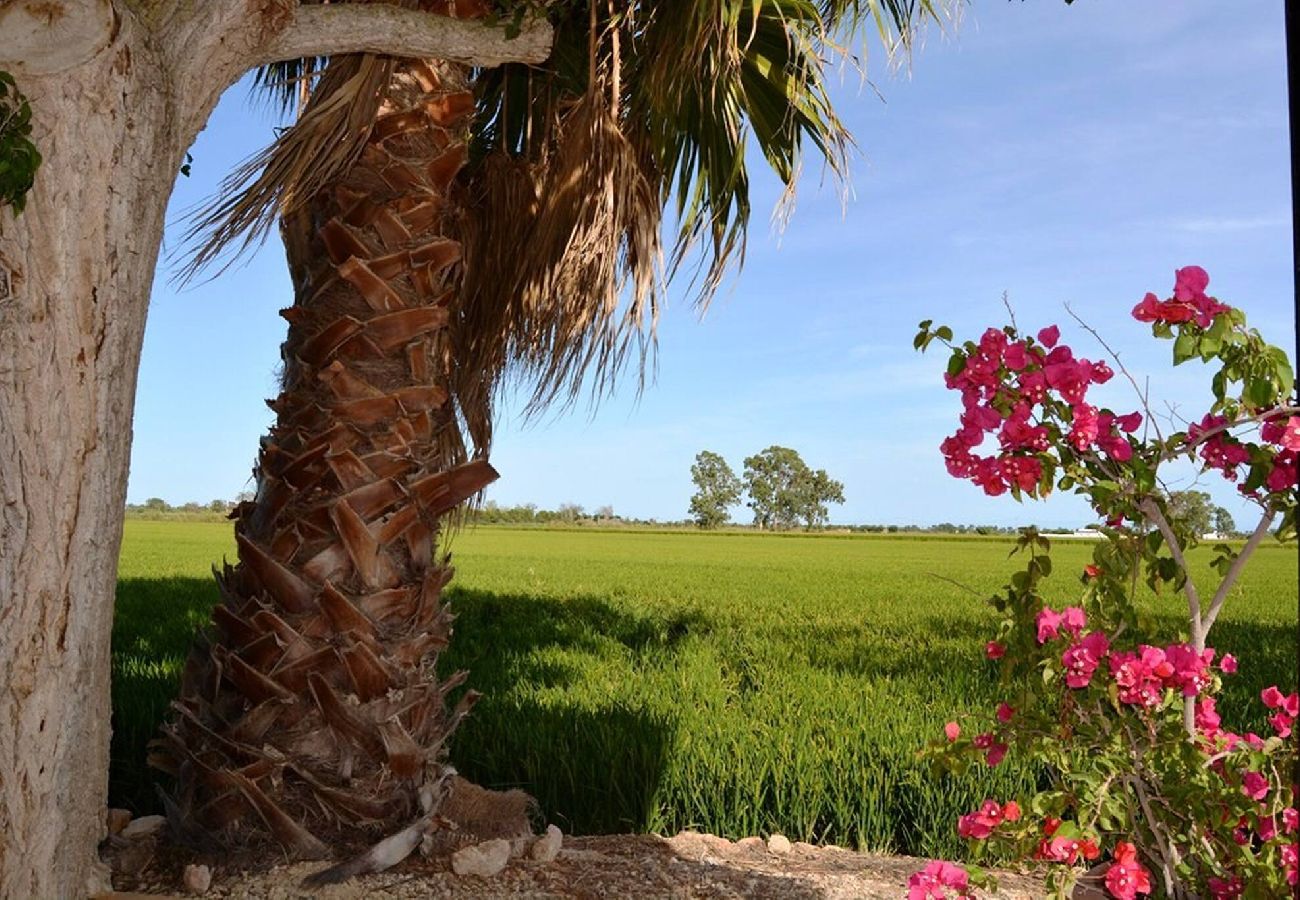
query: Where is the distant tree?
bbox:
[595,505,615,521]
[795,468,845,529]
[742,446,844,530]
[557,503,584,523]
[1213,506,1236,536]
[743,446,804,529]
[208,499,228,513]
[1168,490,1214,536]
[143,497,168,512]
[689,451,742,529]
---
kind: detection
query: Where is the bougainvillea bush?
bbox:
[907,267,1298,899]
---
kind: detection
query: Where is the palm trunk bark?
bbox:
[154,58,498,855]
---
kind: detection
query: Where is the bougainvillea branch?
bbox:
[906,267,1298,899]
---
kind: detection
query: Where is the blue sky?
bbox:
[130,1,1294,529]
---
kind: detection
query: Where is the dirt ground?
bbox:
[101,831,1051,899]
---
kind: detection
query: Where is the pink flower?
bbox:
[1195,697,1222,739]
[1173,265,1210,302]
[1258,816,1278,842]
[1069,403,1101,450]
[1090,361,1114,384]
[1132,292,1162,323]
[1105,842,1152,900]
[985,641,1006,660]
[1061,606,1087,636]
[1165,643,1211,696]
[1262,685,1286,708]
[984,742,1007,767]
[1269,711,1294,739]
[944,721,961,742]
[1003,341,1030,371]
[957,812,994,840]
[957,800,1020,840]
[1037,325,1060,348]
[1207,875,1243,899]
[1083,564,1100,579]
[1266,458,1298,492]
[1062,631,1110,689]
[1111,646,1172,708]
[1283,807,1298,833]
[1240,771,1269,802]
[1045,359,1092,404]
[996,702,1015,723]
[1283,842,1298,887]
[1280,417,1300,452]
[908,860,971,900]
[1037,607,1064,643]
[1037,835,1099,864]
[1017,370,1048,404]
[1220,653,1237,674]
[1115,411,1143,433]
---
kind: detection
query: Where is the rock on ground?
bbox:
[451,838,511,878]
[766,834,793,855]
[530,825,563,863]
[182,864,211,894]
[106,832,1051,899]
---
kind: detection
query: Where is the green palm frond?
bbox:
[185,0,955,433]
[461,0,955,413]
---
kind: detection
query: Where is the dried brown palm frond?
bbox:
[177,53,395,283]
[455,77,661,424]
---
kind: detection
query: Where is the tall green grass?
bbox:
[112,523,1296,859]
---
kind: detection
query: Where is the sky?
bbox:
[129,1,1295,529]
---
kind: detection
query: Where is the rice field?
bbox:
[111,522,1296,859]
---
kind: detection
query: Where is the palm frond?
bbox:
[181,0,953,427]
[178,54,393,283]
[460,0,953,415]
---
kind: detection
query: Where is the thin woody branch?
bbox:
[1138,497,1203,639]
[1201,508,1276,636]
[257,5,553,69]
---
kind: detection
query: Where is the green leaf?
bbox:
[1245,377,1274,409]
[1172,332,1197,365]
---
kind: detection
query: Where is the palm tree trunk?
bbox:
[153,58,496,855]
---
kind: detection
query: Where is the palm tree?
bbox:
[152,0,952,870]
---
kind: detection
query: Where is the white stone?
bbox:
[766,833,792,855]
[451,838,511,877]
[529,825,563,863]
[120,815,167,841]
[183,863,212,894]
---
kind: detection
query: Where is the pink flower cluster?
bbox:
[1186,411,1300,497]
[1132,266,1232,328]
[907,860,971,899]
[957,799,1021,840]
[1035,607,1228,699]
[1104,841,1153,900]
[1261,685,1299,739]
[1034,818,1100,864]
[1259,414,1300,493]
[940,325,1139,497]
[1199,685,1297,753]
[941,720,1006,766]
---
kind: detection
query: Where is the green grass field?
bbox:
[112,522,1296,859]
